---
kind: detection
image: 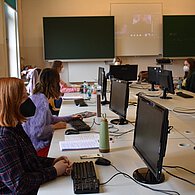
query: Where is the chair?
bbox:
[26,68,41,95]
[48,98,62,116]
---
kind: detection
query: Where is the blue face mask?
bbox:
[20,98,36,117]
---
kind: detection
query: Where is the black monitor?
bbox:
[148,66,161,91]
[97,67,109,105]
[158,70,175,99]
[109,79,129,125]
[109,64,138,81]
[133,95,169,184]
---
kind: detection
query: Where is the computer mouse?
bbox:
[65,129,80,135]
[95,157,111,166]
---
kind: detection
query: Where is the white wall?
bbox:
[18,0,195,81]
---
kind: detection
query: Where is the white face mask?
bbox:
[183,65,189,72]
[114,62,120,65]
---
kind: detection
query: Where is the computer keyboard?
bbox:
[74,99,88,107]
[71,161,100,194]
[68,118,91,131]
[176,92,193,98]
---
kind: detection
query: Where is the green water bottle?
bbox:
[99,114,110,153]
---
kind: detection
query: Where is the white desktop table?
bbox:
[38,89,195,195]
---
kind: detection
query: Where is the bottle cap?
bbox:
[101,113,107,122]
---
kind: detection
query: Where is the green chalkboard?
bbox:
[43,16,114,60]
[163,15,195,57]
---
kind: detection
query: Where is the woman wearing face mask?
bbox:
[0,77,72,194]
[182,58,195,92]
[52,60,80,93]
[22,68,80,157]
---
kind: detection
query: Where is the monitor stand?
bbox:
[101,100,110,105]
[110,117,128,125]
[101,94,109,105]
[160,88,172,99]
[133,168,165,184]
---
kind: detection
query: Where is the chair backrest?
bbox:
[26,68,40,95]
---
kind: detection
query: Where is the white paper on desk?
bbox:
[62,93,83,100]
[64,133,99,141]
[60,133,99,151]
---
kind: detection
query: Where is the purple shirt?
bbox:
[22,93,72,151]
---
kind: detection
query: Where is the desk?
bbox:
[38,88,195,195]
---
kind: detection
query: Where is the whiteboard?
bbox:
[111,3,162,56]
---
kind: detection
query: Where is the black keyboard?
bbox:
[176,92,193,98]
[68,118,91,131]
[74,99,88,107]
[71,161,100,194]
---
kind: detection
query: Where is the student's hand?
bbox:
[53,156,71,165]
[54,160,72,176]
[52,121,67,130]
[71,114,83,120]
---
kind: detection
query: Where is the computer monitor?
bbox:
[109,79,129,125]
[109,64,138,81]
[97,67,109,105]
[133,95,169,184]
[158,69,175,99]
[148,66,161,91]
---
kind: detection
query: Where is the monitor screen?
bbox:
[97,67,109,105]
[109,79,129,125]
[43,16,115,61]
[109,65,138,81]
[133,95,169,184]
[147,66,161,91]
[158,70,175,99]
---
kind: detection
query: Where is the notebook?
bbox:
[59,133,99,151]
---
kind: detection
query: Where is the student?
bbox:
[182,58,195,92]
[22,68,79,157]
[113,57,122,65]
[52,60,80,93]
[0,77,72,194]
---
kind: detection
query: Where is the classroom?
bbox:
[0,0,195,195]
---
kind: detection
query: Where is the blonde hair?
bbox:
[0,77,26,127]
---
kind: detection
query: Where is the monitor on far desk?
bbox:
[158,69,175,99]
[148,66,161,91]
[97,67,109,105]
[109,79,129,125]
[109,64,138,82]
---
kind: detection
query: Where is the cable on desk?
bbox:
[93,118,135,133]
[110,129,134,138]
[163,165,195,175]
[162,166,195,186]
[168,126,173,134]
[172,107,195,114]
[99,164,180,195]
[90,118,96,129]
[93,119,119,131]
